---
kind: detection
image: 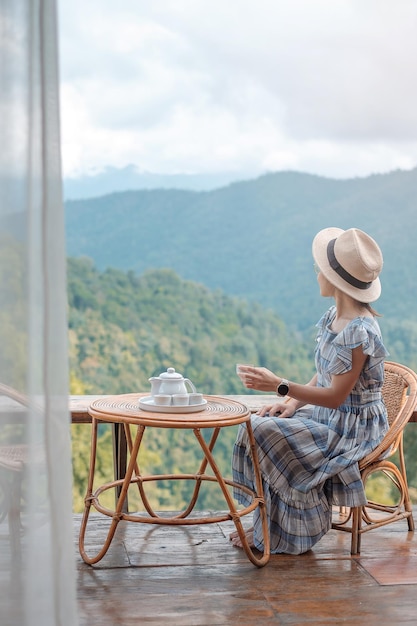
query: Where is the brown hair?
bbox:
[359,302,381,317]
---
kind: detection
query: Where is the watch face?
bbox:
[278,381,289,396]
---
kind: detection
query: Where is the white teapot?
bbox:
[149,367,196,397]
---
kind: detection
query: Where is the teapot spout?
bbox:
[149,377,162,396]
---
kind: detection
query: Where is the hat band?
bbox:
[327,239,372,290]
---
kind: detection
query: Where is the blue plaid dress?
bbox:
[232,306,389,554]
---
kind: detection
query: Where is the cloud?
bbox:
[57,0,417,178]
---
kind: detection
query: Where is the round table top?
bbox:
[88,393,251,428]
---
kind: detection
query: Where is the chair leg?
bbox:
[350,506,361,555]
[339,505,349,521]
[0,471,8,525]
[398,438,415,532]
[406,501,415,531]
[8,471,22,563]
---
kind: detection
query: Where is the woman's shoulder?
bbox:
[347,314,382,337]
[336,315,388,357]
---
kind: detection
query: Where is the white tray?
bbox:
[138,396,207,413]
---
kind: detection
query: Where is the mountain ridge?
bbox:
[63,164,259,200]
[65,167,417,330]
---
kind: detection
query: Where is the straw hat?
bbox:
[312,227,383,302]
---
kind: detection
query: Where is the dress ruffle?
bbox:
[316,307,389,376]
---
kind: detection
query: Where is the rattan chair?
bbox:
[332,360,417,554]
[0,383,31,561]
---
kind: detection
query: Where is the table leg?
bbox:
[79,421,144,564]
[245,420,270,562]
[79,417,99,563]
[193,424,270,567]
[173,427,221,519]
[123,424,159,518]
[112,422,128,512]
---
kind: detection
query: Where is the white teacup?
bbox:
[189,392,203,405]
[153,394,172,406]
[172,393,189,406]
[236,363,254,375]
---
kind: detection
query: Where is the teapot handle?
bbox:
[184,378,196,393]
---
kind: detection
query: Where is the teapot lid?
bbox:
[159,367,183,380]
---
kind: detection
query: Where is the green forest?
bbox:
[68,258,417,513]
[69,257,314,512]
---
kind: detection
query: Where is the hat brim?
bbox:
[312,227,381,303]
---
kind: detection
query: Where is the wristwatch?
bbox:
[277,379,290,396]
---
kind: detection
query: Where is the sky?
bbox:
[58,0,417,181]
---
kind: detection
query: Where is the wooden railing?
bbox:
[69,394,417,423]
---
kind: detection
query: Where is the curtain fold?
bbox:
[0,1,78,624]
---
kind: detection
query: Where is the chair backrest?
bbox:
[0,383,30,407]
[360,360,417,468]
[0,382,31,432]
[0,383,32,470]
[383,364,409,424]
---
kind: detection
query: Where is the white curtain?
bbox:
[0,1,78,624]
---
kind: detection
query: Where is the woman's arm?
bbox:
[239,346,367,412]
[256,374,317,417]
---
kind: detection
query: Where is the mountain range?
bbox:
[63,165,257,200]
[65,167,417,332]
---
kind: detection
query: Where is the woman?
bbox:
[231,227,389,554]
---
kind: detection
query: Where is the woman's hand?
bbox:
[237,366,280,392]
[257,401,296,418]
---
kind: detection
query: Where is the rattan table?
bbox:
[78,393,270,567]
